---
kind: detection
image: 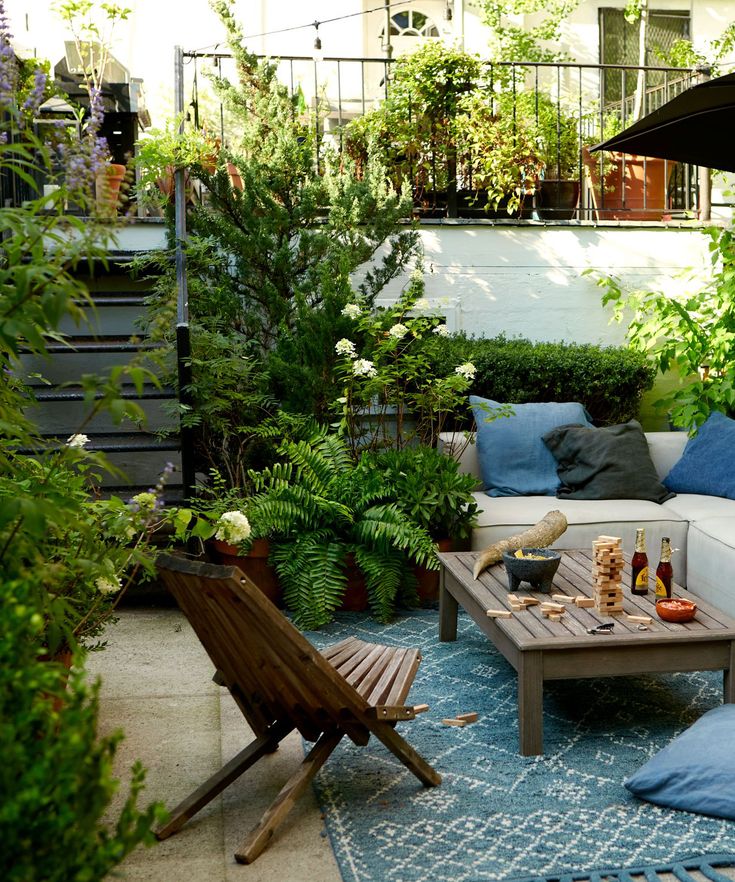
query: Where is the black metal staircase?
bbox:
[21,257,185,501]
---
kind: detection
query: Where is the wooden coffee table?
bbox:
[438,550,735,756]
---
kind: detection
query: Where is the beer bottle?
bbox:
[631,528,648,595]
[655,536,673,599]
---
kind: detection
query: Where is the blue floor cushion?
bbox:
[625,703,735,820]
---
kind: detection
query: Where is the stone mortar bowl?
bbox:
[502,548,562,593]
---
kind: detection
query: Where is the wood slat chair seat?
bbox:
[154,553,441,865]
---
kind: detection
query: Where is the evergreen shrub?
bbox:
[417,334,655,426]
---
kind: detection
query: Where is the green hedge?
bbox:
[421,334,656,426]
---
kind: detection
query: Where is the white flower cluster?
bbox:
[66,433,89,448]
[341,303,362,319]
[388,323,408,339]
[96,575,122,595]
[353,359,377,378]
[414,298,430,311]
[335,338,356,356]
[455,362,477,380]
[432,324,450,337]
[215,510,251,545]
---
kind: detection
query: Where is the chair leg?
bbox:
[235,730,343,864]
[368,722,441,787]
[156,720,292,840]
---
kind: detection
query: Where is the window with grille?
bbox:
[382,10,440,37]
[599,8,690,115]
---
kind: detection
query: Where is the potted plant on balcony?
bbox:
[454,91,542,218]
[532,95,582,220]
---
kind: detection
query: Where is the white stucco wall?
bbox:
[372,223,711,346]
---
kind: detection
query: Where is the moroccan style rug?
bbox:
[305,610,735,882]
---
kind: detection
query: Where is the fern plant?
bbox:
[249,427,437,629]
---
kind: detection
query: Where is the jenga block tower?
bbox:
[592,536,624,614]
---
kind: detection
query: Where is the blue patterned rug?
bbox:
[305,610,735,882]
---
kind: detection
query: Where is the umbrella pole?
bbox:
[696,66,712,222]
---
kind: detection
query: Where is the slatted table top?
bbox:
[439,549,735,652]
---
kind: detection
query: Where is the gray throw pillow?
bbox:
[542,420,675,503]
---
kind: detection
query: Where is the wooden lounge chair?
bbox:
[154,553,441,864]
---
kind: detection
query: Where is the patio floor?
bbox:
[87,607,342,882]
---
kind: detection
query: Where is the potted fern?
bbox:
[248,428,437,629]
[368,445,479,603]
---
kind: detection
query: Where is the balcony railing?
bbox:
[183,51,702,222]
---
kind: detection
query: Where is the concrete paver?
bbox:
[88,608,342,882]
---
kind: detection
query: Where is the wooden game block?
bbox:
[540,601,565,613]
[509,602,524,611]
[442,718,466,727]
[486,609,512,619]
[595,602,623,613]
[456,712,478,723]
[508,594,520,603]
[596,535,622,544]
[413,704,430,714]
[542,608,565,619]
[625,614,653,624]
[519,597,539,606]
[552,594,572,603]
[575,596,595,607]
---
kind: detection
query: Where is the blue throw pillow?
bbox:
[470,396,593,497]
[625,704,735,820]
[664,411,735,499]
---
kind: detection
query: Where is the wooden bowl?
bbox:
[655,597,697,623]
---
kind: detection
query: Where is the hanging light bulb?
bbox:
[313,21,323,62]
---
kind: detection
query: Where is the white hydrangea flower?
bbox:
[335,338,356,356]
[96,575,122,595]
[341,303,362,319]
[66,433,89,448]
[414,298,430,311]
[410,268,423,283]
[455,362,477,380]
[215,510,251,545]
[388,323,409,339]
[353,359,377,378]
[131,492,157,511]
[432,324,450,337]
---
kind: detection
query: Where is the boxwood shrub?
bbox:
[420,334,655,427]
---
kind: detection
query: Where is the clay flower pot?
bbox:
[209,538,282,607]
[95,162,127,218]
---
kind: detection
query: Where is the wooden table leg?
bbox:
[725,641,735,703]
[518,650,544,756]
[439,569,458,642]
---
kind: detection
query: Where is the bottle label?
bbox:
[635,566,648,589]
[655,575,669,598]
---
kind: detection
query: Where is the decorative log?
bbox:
[473,510,568,580]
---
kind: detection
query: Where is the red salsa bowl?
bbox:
[656,597,697,623]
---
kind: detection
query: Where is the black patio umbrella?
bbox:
[591,71,735,173]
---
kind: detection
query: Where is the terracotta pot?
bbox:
[582,148,672,220]
[95,162,127,217]
[414,537,454,606]
[226,161,244,191]
[209,538,282,607]
[339,553,369,612]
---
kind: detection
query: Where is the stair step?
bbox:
[40,339,162,353]
[32,386,176,402]
[39,432,180,453]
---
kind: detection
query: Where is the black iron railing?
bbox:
[181,51,702,221]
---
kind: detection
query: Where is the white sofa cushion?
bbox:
[472,494,689,585]
[685,518,735,618]
[661,494,735,522]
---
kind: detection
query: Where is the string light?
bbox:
[187,0,411,54]
[313,21,323,62]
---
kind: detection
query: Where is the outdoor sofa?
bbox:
[439,419,735,619]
